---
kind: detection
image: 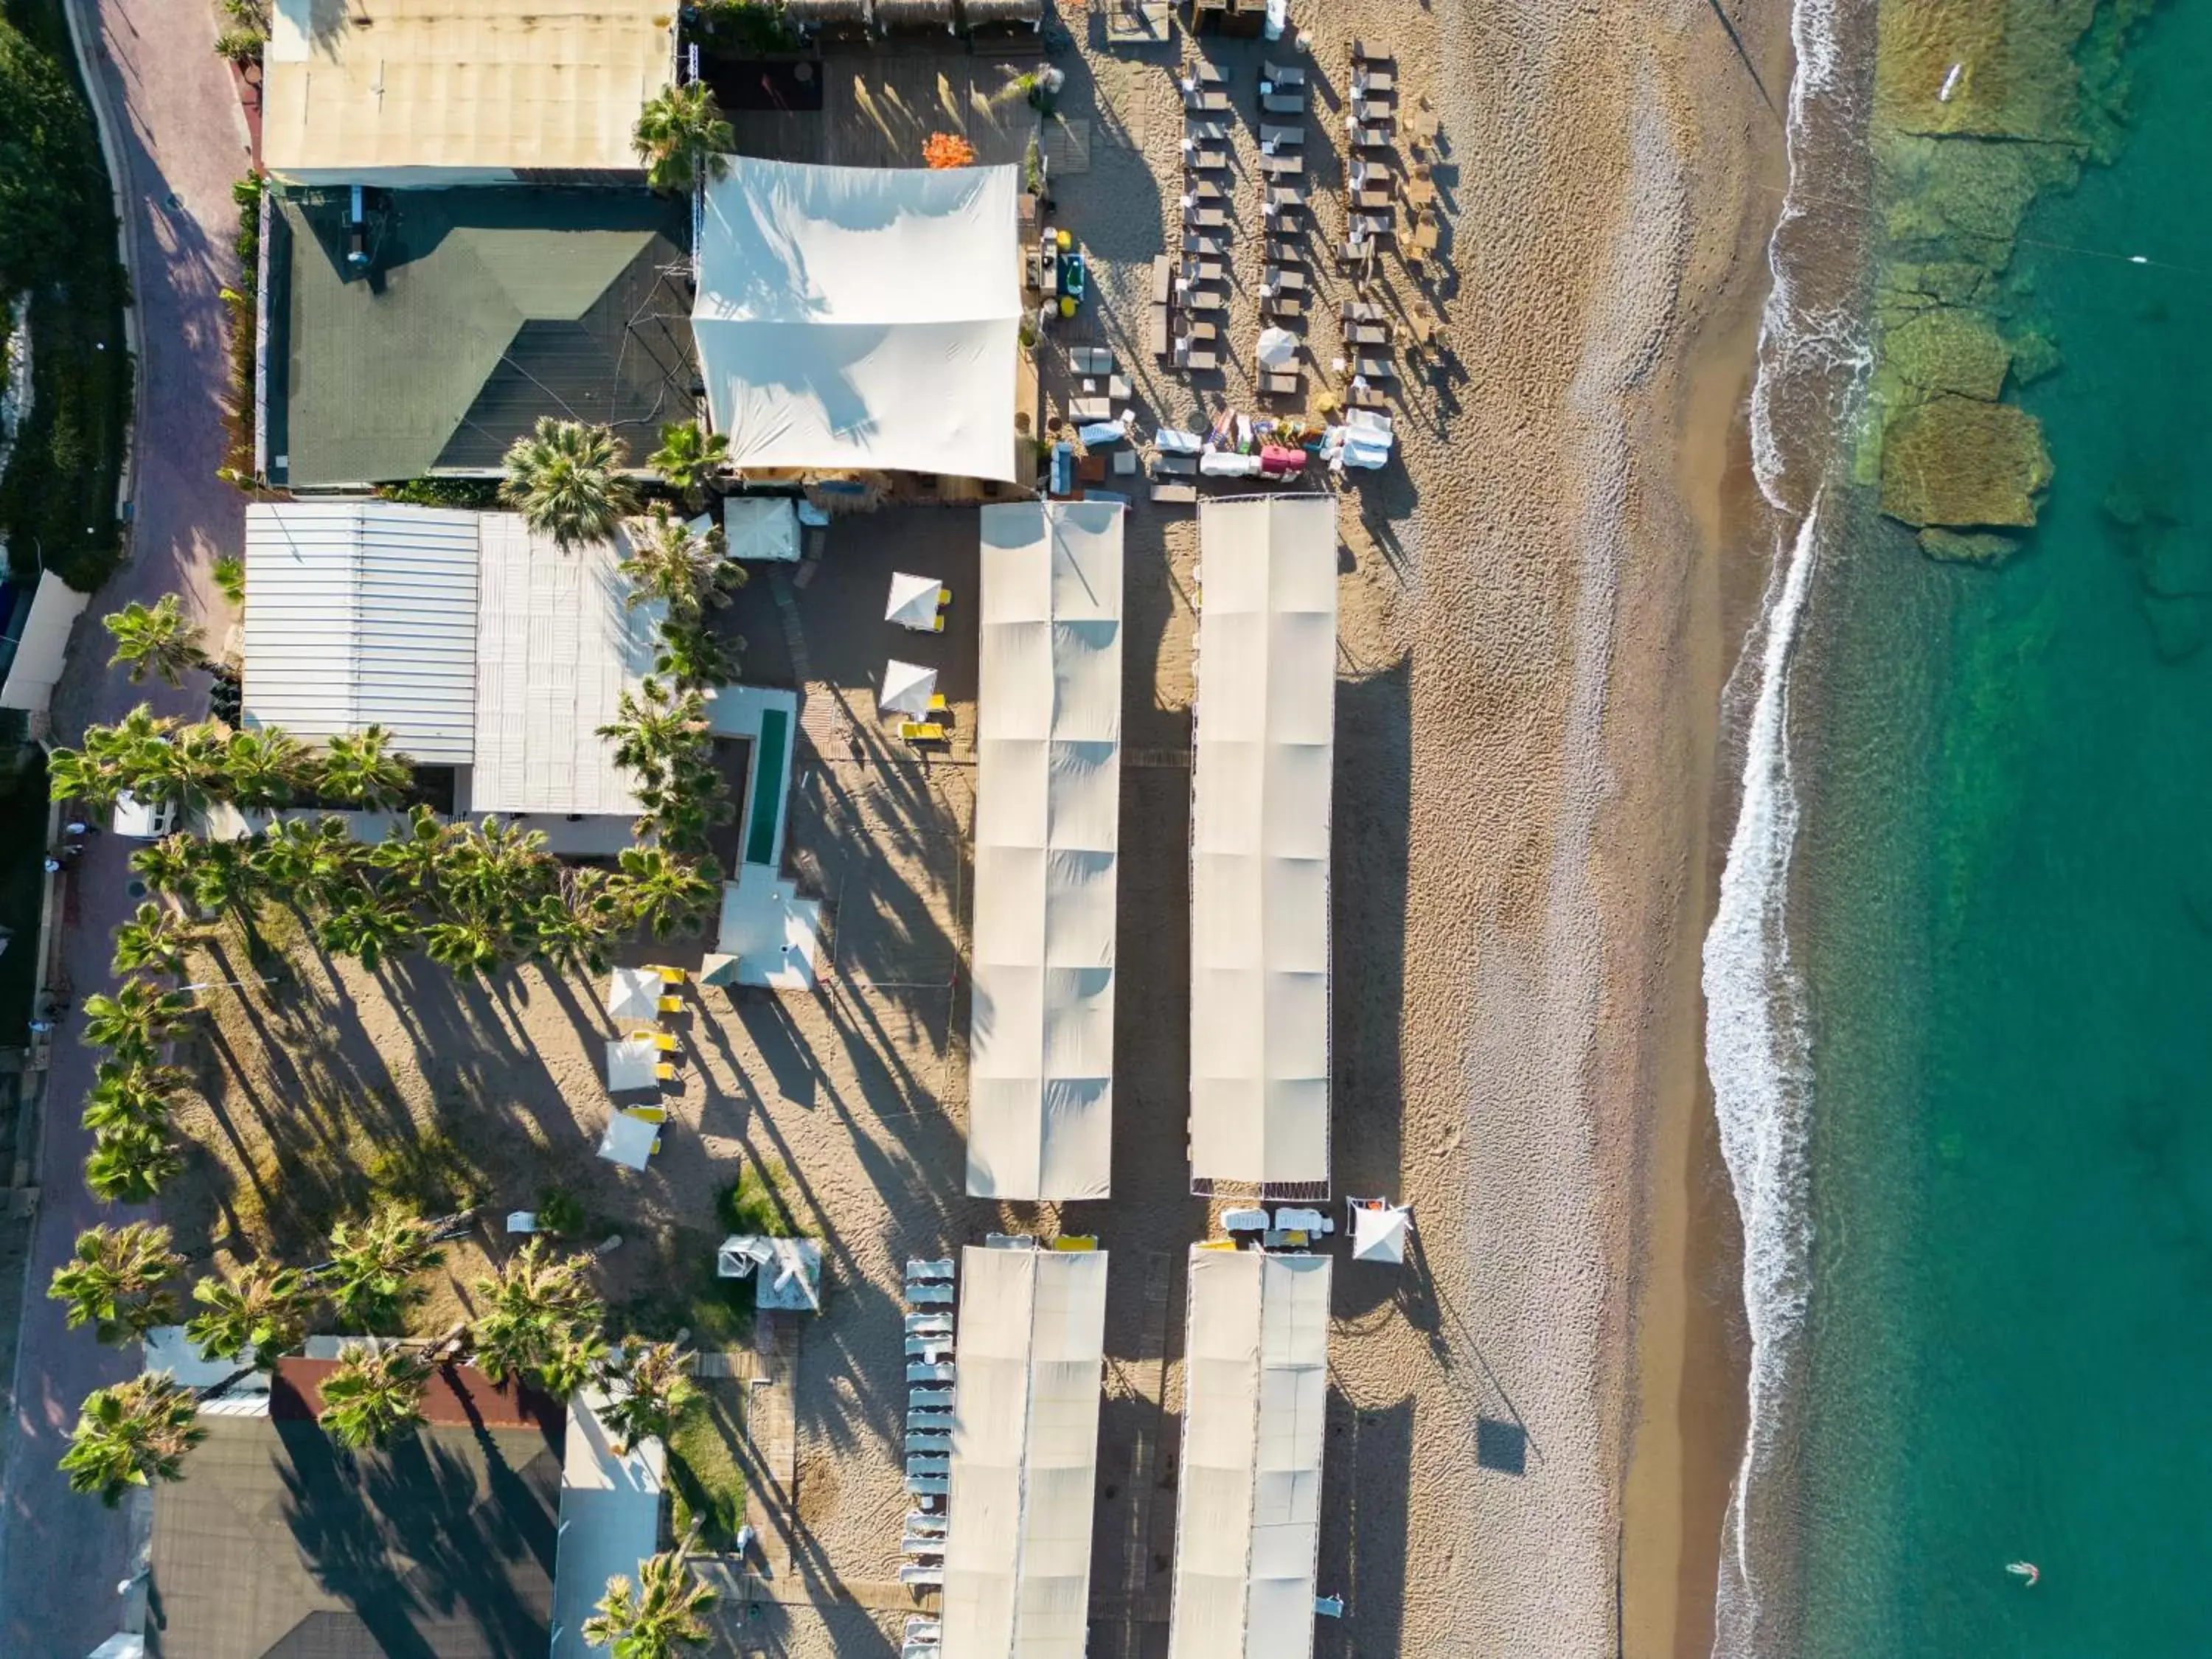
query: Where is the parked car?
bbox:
[111,791,178,840]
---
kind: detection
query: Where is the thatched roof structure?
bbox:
[784,0,870,21]
[963,0,1043,20]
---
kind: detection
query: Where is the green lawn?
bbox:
[666,1379,749,1548]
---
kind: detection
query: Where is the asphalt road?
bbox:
[0,0,246,1649]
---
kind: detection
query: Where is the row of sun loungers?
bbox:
[905,1259,956,1512]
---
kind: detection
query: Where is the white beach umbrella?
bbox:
[882,658,939,718]
[885,571,943,631]
[606,966,661,1022]
[606,1034,661,1093]
[597,1108,659,1170]
[1256,327,1299,369]
[1352,1202,1411,1265]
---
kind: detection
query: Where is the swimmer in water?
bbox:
[2006,1562,2040,1587]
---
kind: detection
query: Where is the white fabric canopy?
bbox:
[606,1036,661,1093]
[1256,327,1298,369]
[0,572,91,713]
[1351,1203,1410,1264]
[943,1245,1108,1659]
[723,496,800,562]
[967,503,1124,1201]
[693,156,1021,480]
[886,571,943,631]
[882,659,938,718]
[1189,498,1338,1187]
[1169,1248,1332,1659]
[597,1109,658,1169]
[606,967,661,1023]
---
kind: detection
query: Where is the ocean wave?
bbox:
[1708,0,1875,1649]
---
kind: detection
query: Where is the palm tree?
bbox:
[318,894,417,970]
[111,901,195,978]
[582,1548,717,1658]
[369,805,451,894]
[130,835,198,902]
[103,594,207,686]
[48,1222,186,1343]
[608,847,720,939]
[651,617,738,693]
[82,1061,189,1135]
[602,1340,698,1453]
[619,507,738,618]
[597,679,704,797]
[540,1326,613,1396]
[632,80,733,194]
[46,746,126,812]
[131,720,230,813]
[85,1125,187,1205]
[519,890,619,975]
[60,1374,206,1506]
[470,1240,604,1387]
[323,1205,446,1331]
[252,815,365,911]
[220,727,307,810]
[422,917,507,978]
[81,978,197,1066]
[184,838,263,917]
[317,1343,432,1450]
[318,725,415,810]
[501,417,640,552]
[85,704,178,768]
[187,1262,316,1368]
[645,422,728,509]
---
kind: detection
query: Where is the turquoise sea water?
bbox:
[1790,5,2212,1652]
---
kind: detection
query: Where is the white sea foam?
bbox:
[1708,0,1872,1649]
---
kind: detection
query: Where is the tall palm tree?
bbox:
[318,894,417,970]
[470,1241,604,1387]
[582,1548,717,1658]
[632,80,733,194]
[252,815,365,911]
[48,1222,186,1343]
[111,901,196,978]
[103,594,207,686]
[323,1205,446,1332]
[316,1343,432,1450]
[539,1326,613,1397]
[131,720,230,813]
[84,705,177,768]
[651,617,738,693]
[602,1340,698,1453]
[46,746,126,812]
[369,804,451,894]
[82,1061,189,1135]
[318,725,415,810]
[129,835,198,903]
[645,422,729,509]
[501,417,640,552]
[187,1262,316,1368]
[619,508,740,618]
[597,678,704,797]
[60,1374,206,1506]
[607,847,720,939]
[422,916,507,978]
[85,1125,187,1205]
[518,889,620,975]
[81,978,197,1066]
[184,838,264,917]
[220,727,308,810]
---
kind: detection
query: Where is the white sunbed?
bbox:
[908,1284,955,1307]
[905,1258,955,1281]
[908,1475,950,1496]
[900,1565,946,1587]
[908,1362,956,1383]
[907,1432,952,1454]
[905,1313,953,1335]
[907,1408,954,1431]
[909,1385,952,1407]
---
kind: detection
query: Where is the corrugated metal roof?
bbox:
[262,0,676,183]
[470,515,663,816]
[243,501,481,763]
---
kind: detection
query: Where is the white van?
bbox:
[111,790,180,840]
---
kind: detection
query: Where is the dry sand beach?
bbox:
[51,1,1795,1655]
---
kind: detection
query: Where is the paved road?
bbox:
[0,0,246,1649]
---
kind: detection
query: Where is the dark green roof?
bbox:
[267,187,699,487]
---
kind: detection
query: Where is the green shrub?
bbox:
[212,554,246,606]
[536,1186,587,1237]
[376,477,503,508]
[714,1164,795,1238]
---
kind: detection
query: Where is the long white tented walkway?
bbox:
[942,1242,1108,1658]
[967,501,1125,1200]
[1167,1248,1332,1659]
[1188,496,1339,1191]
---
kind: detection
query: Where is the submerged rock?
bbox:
[1882,395,2053,527]
[1888,307,2014,400]
[1919,526,2020,566]
[2140,594,2206,663]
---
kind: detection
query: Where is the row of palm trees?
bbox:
[49,698,414,815]
[53,1215,696,1482]
[499,419,732,552]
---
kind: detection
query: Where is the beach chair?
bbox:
[906,1338,955,1360]
[1350,38,1391,64]
[1354,98,1394,123]
[1187,62,1226,87]
[1260,152,1304,178]
[1152,255,1175,305]
[909,1386,953,1409]
[1183,232,1227,257]
[1347,321,1392,347]
[906,1432,952,1455]
[1349,122,1393,151]
[1354,184,1395,212]
[651,1031,679,1053]
[1183,88,1228,114]
[908,1412,955,1435]
[1182,258,1224,285]
[907,1258,955,1282]
[1265,187,1306,215]
[902,1534,947,1557]
[1265,237,1306,265]
[1354,66,1397,95]
[1352,212,1396,238]
[1149,303,1172,359]
[906,1453,950,1475]
[1261,91,1306,116]
[657,995,684,1015]
[1187,288,1225,313]
[653,1062,679,1082]
[1266,267,1308,293]
[1259,123,1304,148]
[906,1514,949,1537]
[1259,370,1304,397]
[906,1312,953,1335]
[655,966,687,986]
[1354,355,1397,380]
[625,1105,668,1124]
[1178,344,1219,371]
[908,1282,954,1306]
[900,1565,945,1587]
[1186,177,1225,203]
[1343,301,1385,322]
[899,721,947,745]
[1185,145,1229,173]
[1263,59,1306,86]
[1185,119,1228,143]
[1261,292,1304,321]
[908,1475,949,1497]
[908,1362,956,1383]
[1183,204,1226,230]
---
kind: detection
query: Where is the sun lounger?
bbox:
[908,1362,955,1383]
[1071,346,1116,376]
[1185,119,1228,142]
[1352,212,1395,236]
[1265,267,1307,291]
[1261,91,1307,116]
[1148,304,1171,358]
[1266,186,1306,211]
[900,1565,945,1588]
[898,721,947,745]
[1184,204,1226,229]
[1189,62,1226,86]
[1350,38,1391,64]
[1262,293,1303,319]
[909,1385,952,1408]
[1176,341,1218,370]
[907,1475,949,1497]
[1182,319,1217,342]
[1259,370,1303,396]
[908,1283,954,1307]
[1186,146,1229,173]
[1354,356,1397,380]
[1150,481,1198,505]
[906,1432,952,1455]
[905,1312,953,1335]
[1346,321,1391,346]
[1183,232,1228,257]
[1259,123,1304,147]
[1349,122,1393,150]
[1260,152,1304,178]
[1222,1206,1270,1231]
[1354,67,1397,95]
[1187,288,1225,312]
[1183,88,1229,113]
[1185,178,1225,202]
[1343,301,1384,322]
[1182,258,1224,284]
[908,1411,954,1433]
[1265,238,1305,265]
[1262,60,1306,86]
[1068,396,1113,422]
[1353,185,1395,213]
[906,1334,955,1355]
[906,1449,951,1471]
[1154,452,1199,477]
[1354,98,1394,123]
[907,1258,954,1281]
[906,1513,949,1535]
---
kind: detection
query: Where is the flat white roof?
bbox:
[243,501,481,764]
[263,0,675,184]
[470,516,661,817]
[1168,1249,1332,1659]
[967,503,1124,1201]
[0,571,91,714]
[551,1391,666,1659]
[692,157,1021,480]
[1189,498,1338,1188]
[942,1244,1108,1659]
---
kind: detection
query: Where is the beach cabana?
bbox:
[966,501,1125,1202]
[942,1242,1108,1657]
[597,1109,658,1170]
[963,0,1046,26]
[606,967,661,1023]
[883,659,939,719]
[724,497,800,563]
[875,0,955,27]
[1350,1199,1411,1264]
[1168,1248,1332,1659]
[692,156,1021,481]
[1189,497,1339,1192]
[605,1036,661,1093]
[783,0,872,21]
[887,571,946,632]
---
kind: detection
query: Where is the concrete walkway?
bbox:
[0,1,246,1650]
